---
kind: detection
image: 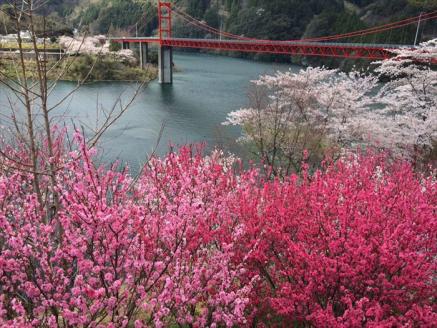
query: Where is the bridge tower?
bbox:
[158,1,173,84]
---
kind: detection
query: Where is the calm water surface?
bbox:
[1,52,295,172]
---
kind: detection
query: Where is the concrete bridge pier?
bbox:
[139,42,149,69]
[159,46,173,84]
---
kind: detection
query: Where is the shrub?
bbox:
[0,135,435,326]
[109,41,122,52]
[0,136,250,327]
[234,152,437,326]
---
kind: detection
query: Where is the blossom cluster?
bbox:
[0,135,435,327]
[225,39,437,161]
[0,137,250,327]
[59,36,136,63]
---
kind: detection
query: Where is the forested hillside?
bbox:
[71,0,436,41]
[1,0,436,64]
[178,0,436,43]
[174,0,436,65]
[1,0,435,41]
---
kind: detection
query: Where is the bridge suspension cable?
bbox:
[172,7,252,40]
[171,6,437,44]
[301,11,437,42]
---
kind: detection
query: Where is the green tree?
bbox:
[408,0,437,9]
[204,6,220,29]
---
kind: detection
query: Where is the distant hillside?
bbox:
[175,0,436,42]
[0,0,77,36]
[1,0,435,40]
[1,0,436,66]
[173,0,436,66]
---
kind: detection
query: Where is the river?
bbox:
[0,52,295,172]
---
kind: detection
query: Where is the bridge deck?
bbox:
[111,37,411,49]
[111,37,412,60]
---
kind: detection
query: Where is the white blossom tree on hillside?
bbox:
[225,39,437,174]
[224,67,377,175]
[364,39,437,161]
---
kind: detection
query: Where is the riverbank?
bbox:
[0,54,158,82]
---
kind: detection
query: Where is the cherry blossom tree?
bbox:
[225,39,437,171]
[366,39,437,161]
[59,36,136,63]
[224,67,377,175]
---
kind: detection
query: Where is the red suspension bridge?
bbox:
[113,2,437,84]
